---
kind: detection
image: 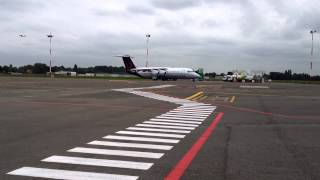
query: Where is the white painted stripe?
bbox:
[171,109,214,113]
[7,167,138,180]
[175,108,214,111]
[178,104,216,108]
[167,113,210,117]
[178,105,215,108]
[180,105,215,108]
[170,110,212,114]
[181,106,215,109]
[104,135,180,143]
[116,131,185,138]
[166,112,209,117]
[127,127,190,133]
[136,124,195,130]
[155,116,205,121]
[143,121,198,127]
[150,118,202,124]
[160,114,205,119]
[42,155,153,170]
[88,140,173,150]
[68,147,164,159]
[163,113,207,116]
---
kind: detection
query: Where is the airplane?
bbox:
[118,55,202,80]
[19,34,26,37]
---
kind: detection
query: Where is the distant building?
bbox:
[54,71,77,76]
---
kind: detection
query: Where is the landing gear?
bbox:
[192,78,197,88]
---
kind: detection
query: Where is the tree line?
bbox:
[0,63,126,74]
[268,69,320,81]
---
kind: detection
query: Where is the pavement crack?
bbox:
[258,96,274,124]
[274,126,317,180]
[223,125,232,180]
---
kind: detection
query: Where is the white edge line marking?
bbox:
[7,167,138,180]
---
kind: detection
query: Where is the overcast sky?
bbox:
[0,0,319,73]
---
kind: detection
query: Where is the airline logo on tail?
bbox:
[116,55,136,72]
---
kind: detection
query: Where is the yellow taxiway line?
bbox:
[230,96,236,103]
[192,94,204,101]
[199,95,208,101]
[185,91,204,100]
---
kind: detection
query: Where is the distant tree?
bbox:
[73,64,78,72]
[284,69,292,80]
[2,65,9,73]
[269,72,284,80]
[205,72,216,78]
[9,64,13,72]
[0,66,2,73]
[311,75,320,81]
[25,65,34,73]
[33,63,49,74]
[77,67,86,74]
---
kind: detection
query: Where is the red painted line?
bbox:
[165,112,224,180]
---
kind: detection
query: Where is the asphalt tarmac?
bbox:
[1,77,320,180]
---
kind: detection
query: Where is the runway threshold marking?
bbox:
[185,91,204,100]
[165,112,224,180]
[8,85,218,180]
[230,96,236,103]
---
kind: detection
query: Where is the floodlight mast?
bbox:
[146,34,151,67]
[47,33,53,77]
[310,30,317,75]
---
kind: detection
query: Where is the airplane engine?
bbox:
[151,70,167,80]
[151,70,159,80]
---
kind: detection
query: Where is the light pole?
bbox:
[146,34,151,67]
[47,33,53,77]
[310,30,317,75]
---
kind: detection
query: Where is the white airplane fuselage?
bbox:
[130,67,200,80]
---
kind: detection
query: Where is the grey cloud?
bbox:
[0,0,319,73]
[0,0,39,11]
[127,5,154,15]
[151,0,201,10]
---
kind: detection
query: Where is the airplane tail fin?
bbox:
[115,55,136,72]
[196,68,204,80]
